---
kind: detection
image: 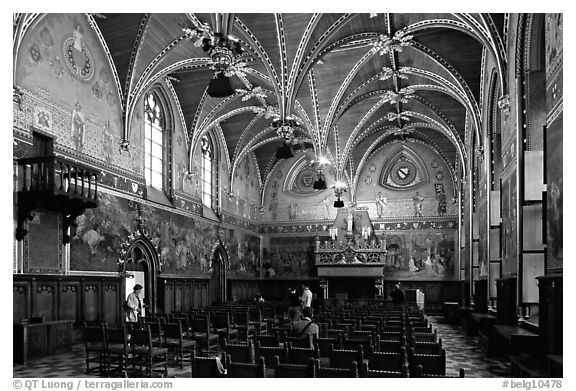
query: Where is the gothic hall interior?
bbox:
[13,13,562,379]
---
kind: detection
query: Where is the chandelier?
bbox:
[272,117,300,159]
[183,26,245,97]
[331,181,347,208]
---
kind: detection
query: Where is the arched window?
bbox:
[144,92,164,189]
[201,135,214,207]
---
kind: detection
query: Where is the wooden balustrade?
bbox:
[15,156,99,242]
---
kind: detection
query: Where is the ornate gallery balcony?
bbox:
[15,156,99,242]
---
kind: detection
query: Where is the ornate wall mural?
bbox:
[268,237,316,277]
[69,191,261,276]
[70,193,137,272]
[546,118,562,272]
[381,232,457,280]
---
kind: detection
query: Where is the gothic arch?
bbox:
[119,235,161,314]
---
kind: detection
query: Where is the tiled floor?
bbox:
[13,317,510,378]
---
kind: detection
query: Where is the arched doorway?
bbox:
[210,243,227,304]
[120,238,160,315]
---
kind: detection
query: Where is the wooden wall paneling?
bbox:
[13,282,30,324]
[33,281,56,321]
[496,277,517,324]
[59,281,79,322]
[83,283,99,323]
[174,281,183,313]
[193,283,200,309]
[163,281,174,314]
[103,282,119,325]
[183,282,191,310]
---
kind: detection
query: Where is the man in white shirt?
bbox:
[300,283,313,308]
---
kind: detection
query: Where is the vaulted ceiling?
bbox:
[91,13,506,193]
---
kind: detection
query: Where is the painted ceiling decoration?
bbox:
[14,13,509,204]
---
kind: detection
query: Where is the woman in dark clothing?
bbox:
[390,283,405,305]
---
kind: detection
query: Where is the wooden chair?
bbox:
[232,310,256,341]
[248,307,268,335]
[274,356,315,378]
[84,322,107,375]
[287,344,320,365]
[255,333,280,347]
[414,364,465,378]
[360,361,408,378]
[341,334,374,353]
[412,330,438,343]
[285,334,314,349]
[408,347,446,377]
[328,345,363,370]
[367,346,408,374]
[411,337,443,355]
[212,312,239,344]
[163,322,196,368]
[129,325,168,377]
[225,354,266,377]
[190,317,219,354]
[314,359,358,378]
[313,335,340,354]
[379,335,407,353]
[191,354,227,378]
[223,340,255,364]
[105,324,129,377]
[255,341,288,366]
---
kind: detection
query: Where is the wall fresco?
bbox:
[269,237,316,277]
[546,117,562,271]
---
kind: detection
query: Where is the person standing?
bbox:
[376,192,387,217]
[390,283,405,305]
[125,284,143,323]
[300,283,313,308]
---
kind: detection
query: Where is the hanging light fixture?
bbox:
[272,117,300,159]
[183,22,245,98]
[312,155,330,190]
[332,181,347,208]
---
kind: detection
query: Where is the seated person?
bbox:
[291,306,319,348]
[253,292,265,303]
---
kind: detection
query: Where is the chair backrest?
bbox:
[106,324,128,350]
[412,330,437,343]
[287,344,320,365]
[411,337,443,355]
[313,335,340,353]
[84,322,106,346]
[164,322,184,341]
[191,317,210,335]
[191,355,227,378]
[415,364,463,378]
[233,311,249,326]
[255,341,288,366]
[213,312,231,329]
[285,334,313,349]
[255,333,279,347]
[225,355,266,378]
[408,347,446,376]
[130,326,152,352]
[223,340,254,364]
[368,347,407,373]
[360,361,408,378]
[274,356,315,378]
[341,335,372,353]
[314,359,358,378]
[329,345,363,370]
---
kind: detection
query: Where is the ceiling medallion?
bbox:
[385,111,411,122]
[372,30,413,55]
